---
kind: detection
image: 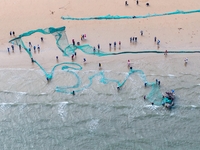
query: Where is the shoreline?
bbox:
[0,0,200,70]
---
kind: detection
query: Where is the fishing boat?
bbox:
[162,90,175,109]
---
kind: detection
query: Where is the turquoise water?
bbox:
[5,24,200,149]
[1,57,200,149]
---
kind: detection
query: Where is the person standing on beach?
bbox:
[184,58,188,64]
[164,50,168,56]
[135,37,137,42]
[83,58,86,63]
[114,42,116,49]
[127,60,131,68]
[157,40,160,45]
[11,45,14,51]
[71,54,74,60]
[10,31,12,36]
[140,30,143,36]
[99,63,102,68]
[72,39,75,45]
[37,45,40,52]
[81,35,83,41]
[130,37,132,42]
[12,31,15,36]
[109,43,112,49]
[136,0,139,5]
[29,42,32,48]
[19,44,21,51]
[31,58,34,63]
[144,82,148,88]
[154,37,157,42]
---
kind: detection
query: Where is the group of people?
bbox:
[71,52,77,60]
[164,50,189,65]
[130,37,138,43]
[93,44,101,53]
[109,41,121,49]
[125,0,149,6]
[154,36,161,46]
[81,34,86,41]
[8,33,45,65]
[26,42,41,53]
[10,31,15,36]
[8,33,44,54]
[129,32,161,47]
[70,30,189,84]
[184,58,188,64]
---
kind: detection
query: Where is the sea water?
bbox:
[0,54,200,150]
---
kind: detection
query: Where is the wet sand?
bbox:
[0,0,200,70]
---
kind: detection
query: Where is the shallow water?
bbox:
[0,55,200,150]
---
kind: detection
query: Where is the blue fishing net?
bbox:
[61,9,200,20]
[9,26,175,106]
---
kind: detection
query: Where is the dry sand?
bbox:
[0,0,200,70]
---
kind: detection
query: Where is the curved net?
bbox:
[9,26,180,105]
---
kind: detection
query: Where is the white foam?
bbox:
[0,103,12,112]
[40,93,47,95]
[59,101,69,104]
[0,103,15,105]
[0,68,35,71]
[18,92,27,95]
[3,90,27,95]
[191,105,197,108]
[168,74,175,77]
[58,102,68,121]
[144,105,160,110]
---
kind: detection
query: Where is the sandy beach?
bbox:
[0,0,200,70]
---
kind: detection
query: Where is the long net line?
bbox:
[61,9,200,20]
[9,26,197,105]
